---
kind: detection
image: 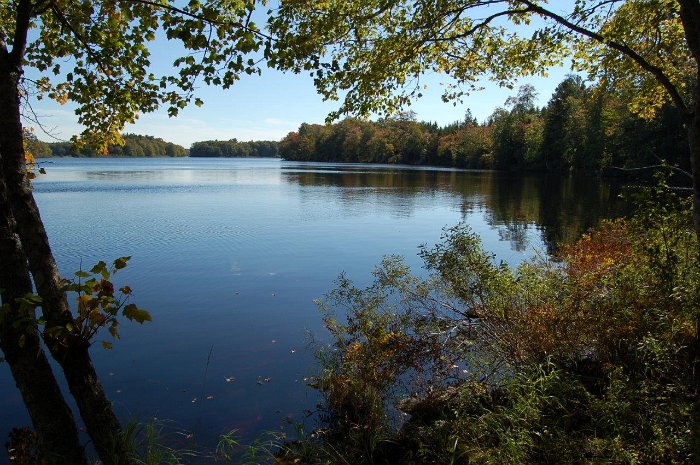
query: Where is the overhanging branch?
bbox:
[519,0,691,120]
[122,0,275,42]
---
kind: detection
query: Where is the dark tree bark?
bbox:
[677,0,700,244]
[675,2,700,456]
[0,165,87,465]
[690,93,700,252]
[0,45,130,465]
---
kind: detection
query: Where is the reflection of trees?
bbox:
[484,174,628,253]
[282,164,628,252]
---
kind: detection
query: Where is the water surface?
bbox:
[0,158,627,458]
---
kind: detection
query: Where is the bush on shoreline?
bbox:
[279,185,698,464]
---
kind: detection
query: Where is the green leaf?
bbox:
[113,256,130,270]
[90,261,107,274]
[101,341,113,349]
[108,325,119,339]
[16,293,43,308]
[123,304,152,324]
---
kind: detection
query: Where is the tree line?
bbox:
[279,76,689,175]
[37,135,280,158]
[46,134,188,157]
[189,139,279,157]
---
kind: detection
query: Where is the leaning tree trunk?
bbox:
[0,63,131,465]
[0,166,87,464]
[688,79,700,460]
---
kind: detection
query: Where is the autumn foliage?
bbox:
[286,193,699,464]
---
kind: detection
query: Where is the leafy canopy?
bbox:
[268,0,692,121]
[3,0,268,150]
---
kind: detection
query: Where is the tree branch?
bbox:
[429,7,532,43]
[0,41,8,64]
[48,3,112,76]
[676,0,700,63]
[609,163,693,180]
[122,0,275,42]
[8,0,32,68]
[518,0,691,120]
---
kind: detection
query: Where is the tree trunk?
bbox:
[0,171,87,464]
[691,103,700,249]
[679,0,700,445]
[0,64,130,464]
[688,81,700,462]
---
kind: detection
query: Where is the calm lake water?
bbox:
[0,158,628,460]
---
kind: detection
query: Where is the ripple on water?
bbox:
[4,158,628,452]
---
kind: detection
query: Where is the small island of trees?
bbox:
[47,134,188,157]
[37,135,281,159]
[189,139,279,157]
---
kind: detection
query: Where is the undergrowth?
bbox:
[279,185,700,464]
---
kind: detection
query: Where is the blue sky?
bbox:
[28,67,569,148]
[25,11,574,149]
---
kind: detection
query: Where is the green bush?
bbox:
[289,187,699,464]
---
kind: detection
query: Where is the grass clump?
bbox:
[281,187,699,464]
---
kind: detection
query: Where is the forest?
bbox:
[189,139,279,158]
[38,136,280,159]
[46,134,188,157]
[279,76,688,175]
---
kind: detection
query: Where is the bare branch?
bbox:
[608,163,693,180]
[20,96,67,142]
[573,0,621,22]
[427,7,532,43]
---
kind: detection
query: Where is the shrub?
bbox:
[294,190,699,464]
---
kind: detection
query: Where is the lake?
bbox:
[0,157,628,460]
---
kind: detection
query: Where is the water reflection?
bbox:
[282,164,628,252]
